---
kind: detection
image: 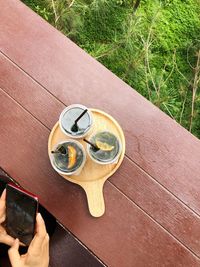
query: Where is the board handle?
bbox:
[82,180,105,217]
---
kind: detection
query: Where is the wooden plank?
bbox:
[1,54,200,257]
[0,54,64,129]
[1,89,200,266]
[111,158,200,257]
[1,0,200,220]
[50,223,105,267]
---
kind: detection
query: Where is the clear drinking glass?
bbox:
[50,140,86,175]
[59,104,93,139]
[87,131,121,165]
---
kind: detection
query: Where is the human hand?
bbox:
[0,189,15,245]
[8,213,49,267]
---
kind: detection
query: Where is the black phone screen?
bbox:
[6,183,38,246]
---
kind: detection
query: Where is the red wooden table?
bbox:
[1,1,200,266]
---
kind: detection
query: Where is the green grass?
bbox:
[22,0,200,138]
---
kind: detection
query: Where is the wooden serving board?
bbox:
[48,109,125,217]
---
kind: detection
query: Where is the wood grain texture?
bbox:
[111,158,200,257]
[50,223,105,267]
[0,53,64,129]
[2,54,200,258]
[1,0,200,221]
[1,89,200,266]
[48,110,125,217]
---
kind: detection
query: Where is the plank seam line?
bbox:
[56,221,108,267]
[0,87,53,133]
[124,154,200,220]
[2,84,200,223]
[2,50,200,221]
[108,181,200,260]
[1,88,200,260]
[0,50,70,107]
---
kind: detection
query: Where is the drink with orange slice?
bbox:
[87,131,121,164]
[50,140,86,175]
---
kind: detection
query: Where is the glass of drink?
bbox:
[87,131,121,165]
[50,140,86,175]
[59,104,93,138]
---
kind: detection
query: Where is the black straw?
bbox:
[83,138,99,151]
[75,109,88,123]
[51,146,67,155]
[71,109,88,132]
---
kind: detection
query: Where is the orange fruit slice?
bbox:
[96,140,114,151]
[67,145,77,169]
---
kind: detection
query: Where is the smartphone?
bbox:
[6,183,38,246]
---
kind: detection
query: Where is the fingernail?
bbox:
[37,213,42,220]
[1,189,6,198]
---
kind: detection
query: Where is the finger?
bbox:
[36,213,47,234]
[43,233,49,252]
[8,238,21,266]
[0,189,6,201]
[0,233,15,246]
[0,214,5,223]
[19,241,26,247]
[41,234,50,265]
[0,189,6,218]
[28,213,47,254]
[44,233,50,256]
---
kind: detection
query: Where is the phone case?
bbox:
[6,183,38,246]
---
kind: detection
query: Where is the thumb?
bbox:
[8,239,21,266]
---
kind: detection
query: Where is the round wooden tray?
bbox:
[48,109,125,217]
